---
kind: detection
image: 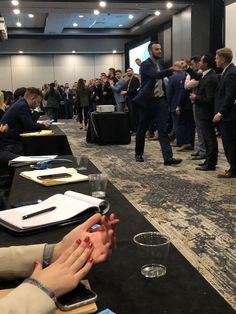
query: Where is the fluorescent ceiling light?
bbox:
[11,0,19,6]
[166,2,173,9]
[99,1,106,8]
[13,8,20,14]
[128,14,134,20]
[113,50,117,54]
[79,15,84,18]
[72,50,76,54]
[19,50,23,54]
[28,14,34,18]
[94,10,100,15]
[73,22,78,27]
[16,21,22,27]
[155,10,161,16]
[119,24,123,27]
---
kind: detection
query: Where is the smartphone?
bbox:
[48,119,54,124]
[37,173,72,180]
[56,283,97,310]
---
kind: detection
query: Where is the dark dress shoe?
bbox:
[218,170,236,178]
[164,158,182,166]
[196,165,216,171]
[191,155,206,160]
[198,161,206,166]
[135,155,144,162]
[191,152,200,157]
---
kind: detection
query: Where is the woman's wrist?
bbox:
[24,277,57,302]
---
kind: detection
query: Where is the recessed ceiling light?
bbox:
[72,50,76,54]
[13,8,20,15]
[28,14,34,18]
[73,22,78,27]
[166,2,173,9]
[19,50,23,54]
[94,10,100,15]
[79,15,84,18]
[155,10,161,16]
[11,0,19,6]
[119,24,123,27]
[128,14,134,20]
[16,21,22,27]
[99,1,106,8]
[113,50,117,54]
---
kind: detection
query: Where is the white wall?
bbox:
[0,54,124,91]
[225,1,236,63]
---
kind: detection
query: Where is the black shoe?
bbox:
[191,152,199,157]
[198,161,206,166]
[164,158,182,166]
[135,155,144,162]
[196,165,216,171]
[191,155,206,160]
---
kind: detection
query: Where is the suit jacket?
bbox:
[0,99,47,146]
[124,76,140,101]
[214,63,236,121]
[133,58,173,109]
[166,71,185,112]
[0,244,56,314]
[194,69,219,120]
[111,79,126,105]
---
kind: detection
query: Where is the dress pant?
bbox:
[219,120,236,172]
[199,119,218,167]
[128,99,138,132]
[64,100,73,119]
[193,104,206,155]
[47,107,58,122]
[78,106,89,126]
[135,97,173,161]
[176,109,195,147]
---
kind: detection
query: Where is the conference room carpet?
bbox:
[60,119,236,311]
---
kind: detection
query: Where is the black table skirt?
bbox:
[87,112,131,145]
[0,158,234,314]
[22,125,72,156]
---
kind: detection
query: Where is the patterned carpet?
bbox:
[59,119,236,310]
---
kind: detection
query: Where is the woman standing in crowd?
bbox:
[75,78,90,130]
[44,83,61,122]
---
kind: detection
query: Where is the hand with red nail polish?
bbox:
[52,213,120,264]
[31,240,93,298]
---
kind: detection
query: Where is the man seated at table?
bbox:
[0,87,50,154]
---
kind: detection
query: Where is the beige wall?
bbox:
[0,54,124,91]
[226,2,236,63]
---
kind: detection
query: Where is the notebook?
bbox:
[0,191,110,233]
[20,130,54,137]
[20,166,88,186]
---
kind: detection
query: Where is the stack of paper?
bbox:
[20,130,54,137]
[20,166,88,186]
[9,155,57,165]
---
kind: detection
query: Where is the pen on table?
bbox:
[22,206,56,220]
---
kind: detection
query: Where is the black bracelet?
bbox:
[24,277,57,302]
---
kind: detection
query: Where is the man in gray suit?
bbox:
[110,70,127,112]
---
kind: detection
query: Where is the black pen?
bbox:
[22,206,56,220]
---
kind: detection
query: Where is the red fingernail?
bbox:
[84,236,90,243]
[33,261,37,268]
[76,239,81,245]
[88,258,93,264]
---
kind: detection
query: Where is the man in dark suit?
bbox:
[0,87,49,154]
[213,48,236,178]
[122,67,140,134]
[133,41,182,165]
[188,54,219,171]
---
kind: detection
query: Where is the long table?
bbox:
[0,157,235,314]
[22,125,72,156]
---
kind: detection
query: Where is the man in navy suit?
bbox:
[0,87,49,154]
[133,41,182,165]
[213,48,236,178]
